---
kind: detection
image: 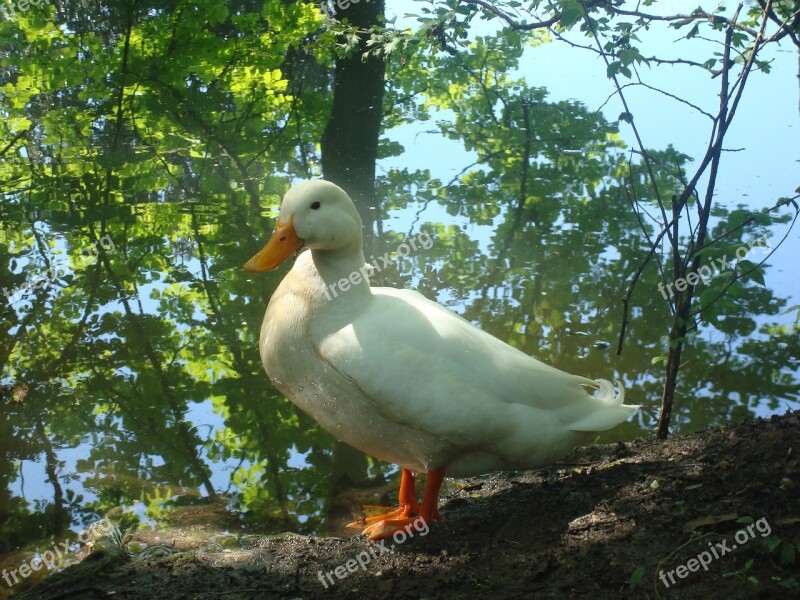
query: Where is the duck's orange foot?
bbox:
[346,502,419,528]
[352,467,446,541]
[362,515,434,541]
[347,467,421,528]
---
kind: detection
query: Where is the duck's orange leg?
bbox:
[362,467,445,541]
[347,468,420,528]
[418,466,445,524]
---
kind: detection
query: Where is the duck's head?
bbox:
[243,180,362,272]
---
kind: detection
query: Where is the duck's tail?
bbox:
[567,379,640,432]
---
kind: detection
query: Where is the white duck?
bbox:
[244,180,639,540]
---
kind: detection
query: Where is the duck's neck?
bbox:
[311,246,371,302]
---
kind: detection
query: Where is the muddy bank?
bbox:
[11,411,799,599]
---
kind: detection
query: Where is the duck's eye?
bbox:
[310,201,321,210]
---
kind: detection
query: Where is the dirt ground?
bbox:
[10,411,799,600]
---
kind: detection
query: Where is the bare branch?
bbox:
[616,212,682,355]
[460,0,560,30]
[578,2,675,253]
[611,6,761,38]
[599,81,716,120]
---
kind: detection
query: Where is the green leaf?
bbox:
[736,260,766,286]
[698,287,723,321]
[780,543,796,566]
[726,209,752,232]
[732,31,748,47]
[763,536,782,551]
[619,47,640,66]
[629,565,646,588]
[748,269,765,287]
[727,280,745,299]
[560,4,583,29]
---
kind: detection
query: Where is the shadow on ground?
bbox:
[9,412,799,599]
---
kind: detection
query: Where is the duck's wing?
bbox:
[311,287,637,445]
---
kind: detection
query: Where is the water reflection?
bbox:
[0,8,797,596]
[4,157,793,559]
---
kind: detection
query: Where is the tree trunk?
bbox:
[321,0,386,244]
[657,291,691,438]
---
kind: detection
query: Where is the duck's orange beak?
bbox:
[243,219,304,272]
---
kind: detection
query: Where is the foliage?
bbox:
[0,0,797,565]
[0,0,335,550]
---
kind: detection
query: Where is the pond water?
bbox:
[0,0,798,590]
